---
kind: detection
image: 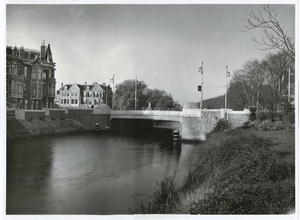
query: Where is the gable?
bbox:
[69,83,80,92]
[91,83,103,92]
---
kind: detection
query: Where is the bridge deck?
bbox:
[110,109,202,121]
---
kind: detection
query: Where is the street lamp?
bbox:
[110,75,114,109]
[225,66,230,120]
[288,68,291,103]
[106,85,108,104]
[198,62,203,110]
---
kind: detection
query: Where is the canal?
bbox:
[6,130,201,214]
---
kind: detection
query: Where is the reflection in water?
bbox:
[7,132,200,214]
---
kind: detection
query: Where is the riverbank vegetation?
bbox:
[134,126,295,214]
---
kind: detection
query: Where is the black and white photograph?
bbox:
[1,0,298,219]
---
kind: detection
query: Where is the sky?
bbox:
[4,1,296,106]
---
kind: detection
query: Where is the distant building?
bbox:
[6,41,56,109]
[55,82,105,108]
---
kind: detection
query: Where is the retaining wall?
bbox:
[182,110,221,141]
[15,109,46,121]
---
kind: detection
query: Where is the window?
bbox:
[32,68,38,79]
[67,99,69,104]
[19,83,22,93]
[38,88,42,98]
[14,84,18,93]
[38,73,42,80]
[23,83,27,95]
[12,64,18,75]
[12,81,22,94]
[49,71,52,79]
[71,99,74,104]
[24,66,27,78]
[42,72,46,80]
[75,99,78,104]
[61,99,63,104]
[7,62,11,75]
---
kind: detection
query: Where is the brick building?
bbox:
[6,41,56,109]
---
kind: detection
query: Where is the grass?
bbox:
[135,127,295,214]
[136,173,180,214]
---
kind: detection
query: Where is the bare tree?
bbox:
[243,4,295,60]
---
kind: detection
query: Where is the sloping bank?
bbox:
[7,119,87,140]
[135,127,295,214]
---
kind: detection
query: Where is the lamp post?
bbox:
[198,62,203,110]
[288,68,291,103]
[110,75,114,109]
[135,76,137,110]
[225,66,230,120]
[106,85,108,104]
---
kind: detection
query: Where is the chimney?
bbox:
[61,83,63,89]
[41,40,46,61]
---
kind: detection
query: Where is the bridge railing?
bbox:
[111,109,202,117]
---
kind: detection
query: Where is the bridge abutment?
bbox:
[181,110,221,141]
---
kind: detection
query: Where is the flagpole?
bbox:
[110,75,114,109]
[288,68,291,103]
[135,76,137,111]
[225,66,230,120]
[106,85,108,104]
[201,62,203,110]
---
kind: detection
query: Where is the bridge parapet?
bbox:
[111,109,201,118]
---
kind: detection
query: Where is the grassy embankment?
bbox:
[135,126,295,214]
[6,118,87,140]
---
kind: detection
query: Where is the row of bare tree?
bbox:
[227,5,295,115]
[227,51,294,115]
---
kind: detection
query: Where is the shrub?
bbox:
[258,112,276,121]
[27,117,32,121]
[214,119,232,132]
[61,115,65,120]
[256,120,295,131]
[39,115,45,121]
[282,111,295,124]
[51,115,56,120]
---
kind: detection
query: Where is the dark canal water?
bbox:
[6,131,201,214]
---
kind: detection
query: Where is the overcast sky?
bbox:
[5,2,295,105]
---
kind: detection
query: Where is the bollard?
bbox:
[95,123,100,134]
[173,130,180,142]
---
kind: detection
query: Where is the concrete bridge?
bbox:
[15,106,251,142]
[109,108,250,141]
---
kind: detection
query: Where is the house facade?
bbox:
[55,82,105,108]
[6,41,56,109]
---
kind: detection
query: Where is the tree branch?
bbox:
[242,4,295,59]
